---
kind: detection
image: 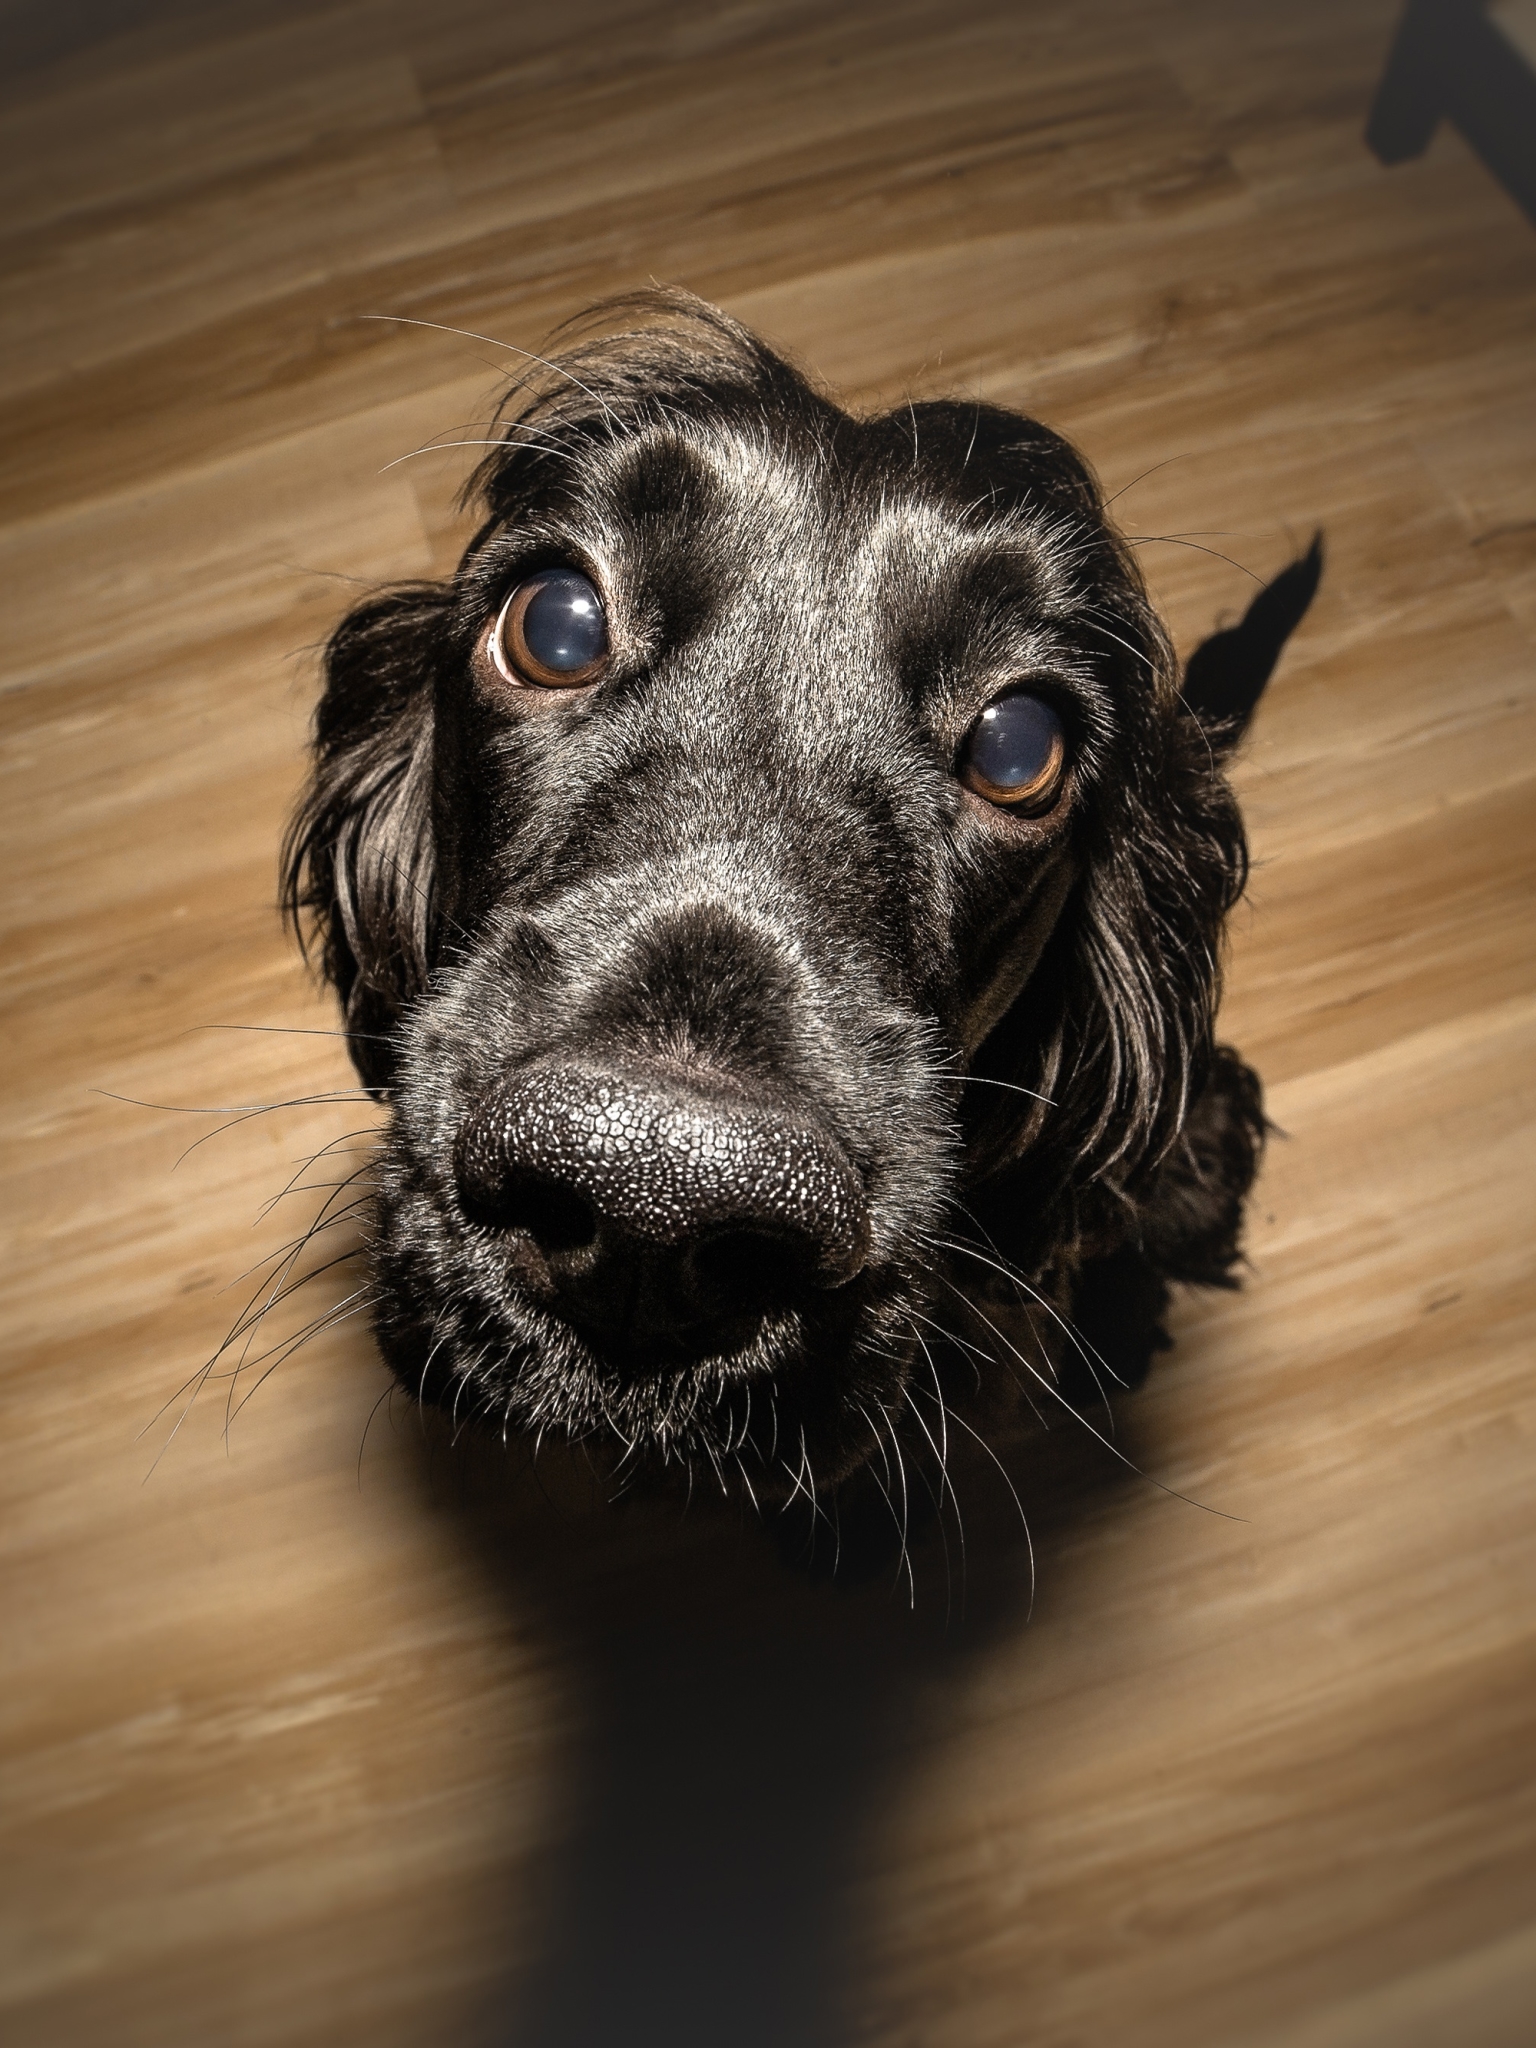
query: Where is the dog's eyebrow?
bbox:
[857,494,969,568]
[685,416,819,520]
[600,422,732,524]
[856,493,1097,627]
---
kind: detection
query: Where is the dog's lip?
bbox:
[409,1201,900,1384]
[558,1298,801,1381]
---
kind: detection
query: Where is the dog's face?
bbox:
[289,299,1248,1496]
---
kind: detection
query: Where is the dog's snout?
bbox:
[453,1064,870,1359]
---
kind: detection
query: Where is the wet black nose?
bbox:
[453,1063,870,1362]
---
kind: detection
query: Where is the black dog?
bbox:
[285,292,1319,1528]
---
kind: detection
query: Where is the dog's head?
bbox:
[285,294,1278,1494]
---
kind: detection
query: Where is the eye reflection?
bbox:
[491,569,609,688]
[959,692,1067,813]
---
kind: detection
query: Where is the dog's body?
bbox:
[286,294,1318,1537]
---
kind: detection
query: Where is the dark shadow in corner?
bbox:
[1367,0,1536,229]
[403,1387,1146,2048]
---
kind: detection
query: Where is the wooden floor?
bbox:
[3,3,1534,2043]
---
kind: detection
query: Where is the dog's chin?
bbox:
[371,1271,920,1500]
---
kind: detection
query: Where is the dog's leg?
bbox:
[1067,1046,1266,1401]
[1064,1243,1175,1400]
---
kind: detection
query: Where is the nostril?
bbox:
[690,1229,815,1320]
[463,1166,598,1255]
[454,1060,871,1341]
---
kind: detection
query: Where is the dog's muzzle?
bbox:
[453,1061,871,1369]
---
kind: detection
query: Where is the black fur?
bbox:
[284,292,1315,1511]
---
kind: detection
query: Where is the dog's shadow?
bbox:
[406,1403,1140,2048]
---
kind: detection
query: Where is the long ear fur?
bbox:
[966,592,1250,1269]
[282,583,451,1094]
[969,537,1319,1269]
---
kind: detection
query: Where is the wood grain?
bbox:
[2,4,1533,2043]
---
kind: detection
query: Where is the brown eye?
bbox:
[490,569,609,688]
[959,692,1067,813]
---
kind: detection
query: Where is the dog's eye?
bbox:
[959,692,1067,813]
[490,570,609,688]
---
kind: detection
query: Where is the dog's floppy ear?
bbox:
[1182,533,1323,750]
[968,633,1254,1264]
[282,583,451,1095]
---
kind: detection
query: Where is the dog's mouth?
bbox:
[456,1179,869,1375]
[371,1244,920,1495]
[501,1217,849,1378]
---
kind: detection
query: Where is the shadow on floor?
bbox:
[407,1399,1138,2048]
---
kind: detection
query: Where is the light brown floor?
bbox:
[3,3,1535,2044]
